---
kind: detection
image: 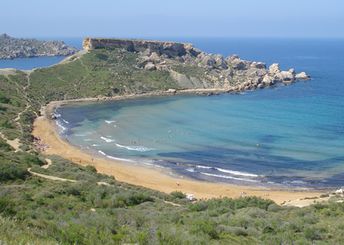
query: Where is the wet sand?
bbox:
[32,96,326,205]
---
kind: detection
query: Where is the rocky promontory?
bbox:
[0,34,78,59]
[83,38,310,92]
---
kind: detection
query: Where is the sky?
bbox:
[1,0,343,38]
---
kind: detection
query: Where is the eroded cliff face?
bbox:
[83,38,200,57]
[82,37,310,92]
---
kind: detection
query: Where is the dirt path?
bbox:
[0,132,21,151]
[28,167,77,182]
[163,200,182,207]
[41,158,53,169]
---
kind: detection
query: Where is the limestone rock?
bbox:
[144,62,156,71]
[167,88,177,93]
[295,72,310,80]
[269,63,281,75]
[251,62,266,69]
[262,75,274,86]
[213,54,228,69]
[231,58,248,70]
[279,71,295,83]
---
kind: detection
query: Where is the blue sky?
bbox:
[2,0,343,38]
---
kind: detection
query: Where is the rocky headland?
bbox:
[0,33,78,59]
[83,37,310,93]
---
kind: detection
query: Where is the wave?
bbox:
[196,165,259,178]
[105,120,116,124]
[98,150,134,162]
[186,168,196,173]
[142,161,165,169]
[196,165,212,169]
[200,172,258,183]
[52,111,61,118]
[105,154,134,162]
[115,143,155,152]
[74,132,92,137]
[91,144,100,147]
[55,120,67,132]
[216,167,259,177]
[100,136,115,143]
[62,119,69,124]
[98,150,106,156]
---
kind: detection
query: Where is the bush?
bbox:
[0,198,16,216]
[126,193,154,206]
[170,191,186,199]
[0,140,13,151]
[0,93,10,104]
[304,226,323,241]
[85,165,97,173]
[20,153,45,166]
[0,163,29,182]
[192,220,219,239]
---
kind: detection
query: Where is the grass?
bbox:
[0,47,344,244]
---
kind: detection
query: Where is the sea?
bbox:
[2,37,344,189]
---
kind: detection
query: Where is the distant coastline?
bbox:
[0,33,78,59]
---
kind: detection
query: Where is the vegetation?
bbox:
[27,49,180,106]
[0,47,344,244]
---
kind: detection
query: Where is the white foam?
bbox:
[196,165,259,178]
[186,168,195,173]
[216,167,259,177]
[100,136,115,143]
[105,120,116,124]
[53,112,61,118]
[62,119,69,124]
[91,144,100,147]
[98,150,134,162]
[55,120,67,132]
[142,161,165,168]
[196,165,212,169]
[75,132,92,137]
[98,150,106,156]
[115,143,155,152]
[106,155,134,162]
[200,172,258,183]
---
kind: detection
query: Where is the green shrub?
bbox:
[0,163,29,182]
[85,165,97,173]
[0,140,12,151]
[170,191,186,199]
[0,92,10,104]
[192,219,219,239]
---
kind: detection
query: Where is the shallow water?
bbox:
[56,38,344,188]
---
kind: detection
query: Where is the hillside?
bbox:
[1,38,344,244]
[0,34,77,59]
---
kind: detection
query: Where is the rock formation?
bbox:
[83,38,310,92]
[0,34,78,59]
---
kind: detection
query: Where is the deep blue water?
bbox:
[5,37,343,188]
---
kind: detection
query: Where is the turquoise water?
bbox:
[55,38,343,188]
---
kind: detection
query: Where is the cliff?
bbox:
[0,34,78,59]
[82,37,310,92]
[83,37,198,57]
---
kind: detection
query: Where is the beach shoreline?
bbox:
[33,91,327,206]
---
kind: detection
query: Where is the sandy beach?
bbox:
[32,94,326,205]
